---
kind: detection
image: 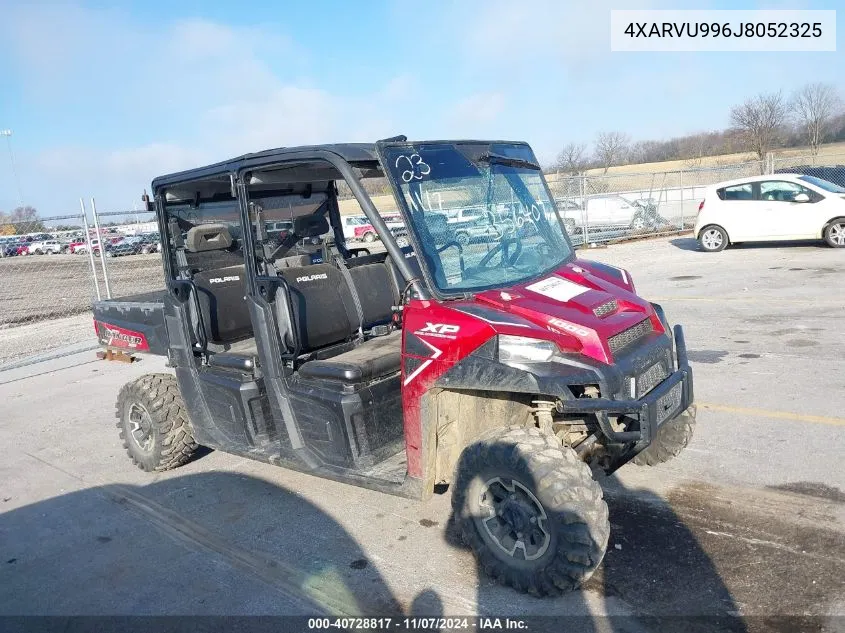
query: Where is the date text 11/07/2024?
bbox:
[307,618,529,630]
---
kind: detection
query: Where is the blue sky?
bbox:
[0,0,842,216]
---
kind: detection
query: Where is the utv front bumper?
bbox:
[561,324,694,450]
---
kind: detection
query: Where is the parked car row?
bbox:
[0,232,162,257]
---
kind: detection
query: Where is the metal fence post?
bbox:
[80,198,101,302]
[90,197,112,299]
[679,169,685,230]
[580,174,588,245]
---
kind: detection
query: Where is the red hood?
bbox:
[465,260,661,363]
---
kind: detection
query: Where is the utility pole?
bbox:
[0,129,24,207]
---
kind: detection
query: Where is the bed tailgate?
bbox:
[92,290,170,356]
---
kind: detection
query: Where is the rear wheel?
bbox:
[456,231,470,246]
[633,405,696,466]
[698,225,728,252]
[116,374,198,472]
[452,426,609,596]
[823,218,845,248]
[363,231,376,243]
[34,249,43,255]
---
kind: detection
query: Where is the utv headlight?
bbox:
[498,335,558,363]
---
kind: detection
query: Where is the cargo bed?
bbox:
[92,290,169,355]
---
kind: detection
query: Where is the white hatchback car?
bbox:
[695,173,845,252]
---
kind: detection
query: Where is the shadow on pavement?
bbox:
[0,472,407,617]
[669,238,701,252]
[6,461,832,632]
[670,236,829,252]
[443,445,749,633]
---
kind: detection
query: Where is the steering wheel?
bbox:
[476,237,523,270]
[535,242,553,259]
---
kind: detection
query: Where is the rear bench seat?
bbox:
[279,262,402,384]
[192,246,419,384]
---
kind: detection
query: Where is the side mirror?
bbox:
[793,193,810,203]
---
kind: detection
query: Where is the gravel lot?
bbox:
[0,253,165,367]
[1,235,844,628]
[0,252,165,326]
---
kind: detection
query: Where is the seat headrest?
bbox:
[276,254,312,269]
[294,214,330,239]
[185,224,233,253]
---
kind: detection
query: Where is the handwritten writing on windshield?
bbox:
[395,154,431,183]
[486,203,545,238]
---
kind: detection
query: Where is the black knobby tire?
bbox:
[632,405,696,466]
[452,425,609,596]
[823,218,845,248]
[115,373,198,472]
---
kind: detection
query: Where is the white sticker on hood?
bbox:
[525,276,589,302]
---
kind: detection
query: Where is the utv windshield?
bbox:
[379,142,572,296]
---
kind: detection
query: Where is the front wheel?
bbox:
[116,374,199,472]
[362,231,376,243]
[698,225,728,252]
[823,218,845,248]
[633,405,696,466]
[452,426,609,596]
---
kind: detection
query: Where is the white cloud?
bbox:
[1,6,410,213]
[449,93,506,127]
[451,0,656,67]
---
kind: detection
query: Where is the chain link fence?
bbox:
[0,201,164,367]
[769,152,845,186]
[2,150,843,368]
[545,159,767,246]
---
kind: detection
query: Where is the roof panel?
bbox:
[151,143,379,191]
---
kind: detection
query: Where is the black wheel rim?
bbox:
[127,402,154,452]
[476,477,551,561]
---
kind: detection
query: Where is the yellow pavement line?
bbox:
[699,402,845,427]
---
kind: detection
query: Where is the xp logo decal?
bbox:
[547,317,590,337]
[403,336,443,387]
[416,323,460,339]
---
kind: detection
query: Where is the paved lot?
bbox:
[1,236,844,631]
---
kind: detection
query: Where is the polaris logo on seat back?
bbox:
[209,276,241,284]
[296,273,328,283]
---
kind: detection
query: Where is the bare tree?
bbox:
[593,131,629,174]
[554,142,587,175]
[730,91,788,162]
[791,83,841,156]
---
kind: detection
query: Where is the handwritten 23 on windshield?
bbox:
[623,21,824,39]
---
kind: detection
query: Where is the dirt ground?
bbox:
[1,236,844,632]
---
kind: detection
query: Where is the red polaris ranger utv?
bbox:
[93,138,695,596]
